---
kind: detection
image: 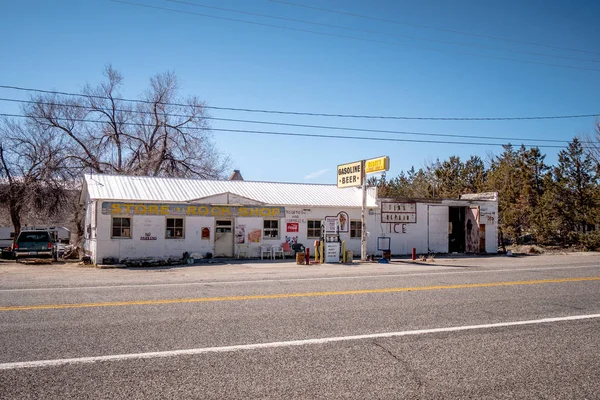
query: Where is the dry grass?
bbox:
[19,258,54,265]
[508,245,545,255]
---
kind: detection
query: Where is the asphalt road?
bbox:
[1,253,599,399]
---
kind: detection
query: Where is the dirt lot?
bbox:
[1,252,598,290]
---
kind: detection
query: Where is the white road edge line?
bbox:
[2,313,599,371]
[1,264,599,292]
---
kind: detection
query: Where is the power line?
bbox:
[0,97,577,144]
[2,84,599,122]
[0,113,578,149]
[109,0,600,73]
[269,0,600,57]
[167,0,600,64]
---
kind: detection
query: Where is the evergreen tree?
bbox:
[553,139,598,243]
[517,147,548,242]
[486,145,522,242]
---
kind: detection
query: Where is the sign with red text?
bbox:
[381,202,417,223]
[365,156,390,174]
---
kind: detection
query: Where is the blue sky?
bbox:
[1,0,599,184]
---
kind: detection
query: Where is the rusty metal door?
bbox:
[479,224,486,253]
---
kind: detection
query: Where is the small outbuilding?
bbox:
[375,193,498,255]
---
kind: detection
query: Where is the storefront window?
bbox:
[350,220,362,239]
[112,217,131,238]
[166,218,184,239]
[263,220,279,239]
[307,220,322,238]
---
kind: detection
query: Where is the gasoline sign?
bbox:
[337,160,363,188]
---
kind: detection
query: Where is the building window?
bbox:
[307,220,322,238]
[166,218,185,239]
[350,220,362,239]
[112,217,131,238]
[263,219,279,239]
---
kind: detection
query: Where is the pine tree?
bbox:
[553,139,598,243]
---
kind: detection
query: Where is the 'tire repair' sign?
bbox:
[337,160,363,188]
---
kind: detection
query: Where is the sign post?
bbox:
[337,156,390,261]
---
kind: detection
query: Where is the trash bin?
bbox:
[345,250,353,263]
[296,252,305,265]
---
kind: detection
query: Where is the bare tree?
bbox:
[580,120,600,168]
[25,65,230,178]
[0,119,73,240]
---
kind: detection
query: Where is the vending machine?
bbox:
[323,218,341,263]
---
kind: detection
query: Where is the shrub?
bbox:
[580,231,600,251]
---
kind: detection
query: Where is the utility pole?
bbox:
[361,160,367,261]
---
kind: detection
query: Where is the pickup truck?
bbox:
[13,230,55,260]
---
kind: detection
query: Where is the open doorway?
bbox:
[214,220,233,257]
[448,207,465,253]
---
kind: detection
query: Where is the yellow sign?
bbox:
[102,202,284,218]
[365,156,390,174]
[337,160,363,188]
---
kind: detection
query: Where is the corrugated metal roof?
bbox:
[84,174,377,208]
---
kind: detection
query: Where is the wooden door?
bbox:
[479,224,486,253]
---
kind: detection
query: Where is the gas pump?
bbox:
[323,219,341,263]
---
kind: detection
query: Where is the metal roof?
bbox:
[83,174,377,208]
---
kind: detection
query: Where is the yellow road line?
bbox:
[2,276,600,311]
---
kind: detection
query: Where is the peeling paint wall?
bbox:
[465,207,480,253]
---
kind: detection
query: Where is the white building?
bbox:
[80,174,498,265]
[375,193,499,255]
[80,174,379,264]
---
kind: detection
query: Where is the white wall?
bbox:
[93,200,215,263]
[83,196,96,260]
[371,203,431,255]
[280,207,365,256]
[373,199,499,256]
[89,201,371,263]
[479,202,499,254]
[234,217,262,258]
[87,197,498,263]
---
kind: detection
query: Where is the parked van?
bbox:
[13,230,56,260]
[0,227,16,249]
[0,226,70,249]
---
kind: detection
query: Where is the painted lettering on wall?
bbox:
[481,211,497,225]
[102,202,285,217]
[388,224,407,234]
[381,202,417,224]
[285,209,307,224]
[382,213,416,223]
[140,232,157,240]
